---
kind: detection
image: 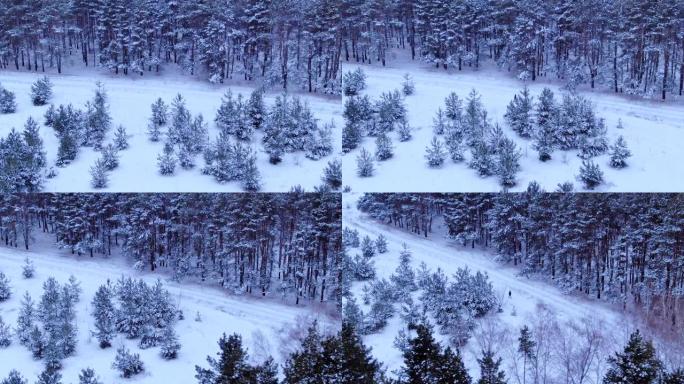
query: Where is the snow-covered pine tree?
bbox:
[496,136,521,188]
[148,98,168,141]
[402,73,415,95]
[534,87,557,161]
[445,124,466,163]
[374,90,406,134]
[603,330,662,384]
[375,132,394,161]
[101,143,119,170]
[375,235,388,254]
[35,368,62,384]
[464,89,486,145]
[55,128,79,167]
[361,236,376,258]
[609,136,631,168]
[356,148,375,177]
[0,272,10,301]
[478,349,507,384]
[0,316,11,347]
[83,82,112,149]
[159,325,181,360]
[114,125,129,150]
[425,136,447,168]
[578,160,604,190]
[505,87,534,138]
[91,284,116,348]
[44,105,56,126]
[444,92,463,122]
[343,68,367,96]
[469,140,494,177]
[22,117,47,190]
[306,121,334,160]
[31,76,53,106]
[353,254,376,281]
[241,153,261,192]
[390,245,417,293]
[322,159,342,190]
[247,89,265,131]
[397,120,412,142]
[168,94,192,146]
[29,325,44,358]
[22,258,35,279]
[57,285,78,358]
[16,292,35,346]
[158,143,177,175]
[77,368,102,384]
[90,159,109,189]
[433,108,448,135]
[1,370,27,384]
[112,346,144,378]
[0,87,17,113]
[262,95,289,164]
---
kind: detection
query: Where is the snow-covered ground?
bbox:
[342,55,684,192]
[0,238,337,383]
[0,69,341,192]
[342,193,655,378]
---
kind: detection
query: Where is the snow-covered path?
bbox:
[343,193,634,375]
[0,70,341,192]
[0,241,335,383]
[342,59,684,192]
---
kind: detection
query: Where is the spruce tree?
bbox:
[578,160,604,190]
[425,136,447,168]
[478,349,507,384]
[322,159,342,190]
[333,322,384,383]
[194,333,256,383]
[444,92,463,122]
[609,136,631,168]
[664,369,684,384]
[90,159,109,189]
[22,117,47,191]
[343,68,367,96]
[439,347,472,384]
[31,76,53,106]
[375,132,394,161]
[356,148,375,177]
[603,330,662,384]
[283,324,325,383]
[390,244,418,293]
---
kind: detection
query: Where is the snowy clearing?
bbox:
[0,239,337,383]
[0,70,341,192]
[342,58,684,192]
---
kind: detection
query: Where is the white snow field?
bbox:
[0,69,341,192]
[342,56,684,192]
[342,193,681,379]
[0,239,338,383]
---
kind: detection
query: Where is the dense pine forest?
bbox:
[357,191,684,332]
[0,192,342,306]
[0,0,341,94]
[341,0,684,99]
